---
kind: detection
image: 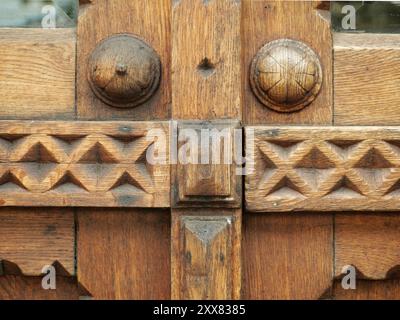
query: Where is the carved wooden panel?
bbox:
[0,121,169,207]
[172,210,241,300]
[246,126,400,212]
[173,121,241,208]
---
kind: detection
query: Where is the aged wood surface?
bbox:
[242,0,332,124]
[172,121,241,208]
[0,208,74,276]
[172,0,241,119]
[335,213,400,280]
[0,121,170,207]
[246,126,400,212]
[171,0,242,300]
[333,280,400,300]
[77,209,170,299]
[172,209,241,300]
[0,29,75,120]
[242,213,333,300]
[0,275,89,300]
[77,0,171,120]
[87,34,161,109]
[334,33,400,125]
[250,39,323,113]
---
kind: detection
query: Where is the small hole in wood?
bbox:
[197,58,215,78]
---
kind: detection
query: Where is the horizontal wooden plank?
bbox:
[246,126,400,212]
[0,121,170,207]
[334,33,400,125]
[0,29,75,120]
[0,208,74,276]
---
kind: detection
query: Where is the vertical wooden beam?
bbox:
[76,0,172,299]
[242,1,334,299]
[171,0,242,299]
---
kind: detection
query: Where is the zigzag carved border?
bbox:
[246,126,400,212]
[0,121,170,207]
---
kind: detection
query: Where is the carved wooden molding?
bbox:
[246,126,400,212]
[172,121,241,208]
[0,121,169,207]
[171,210,241,300]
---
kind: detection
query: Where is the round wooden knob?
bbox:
[250,39,322,113]
[88,34,161,108]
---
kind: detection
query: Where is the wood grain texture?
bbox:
[0,29,75,120]
[77,0,171,120]
[335,213,400,280]
[243,213,333,300]
[172,209,241,300]
[0,121,170,207]
[171,0,242,300]
[333,280,400,300]
[246,126,400,212]
[172,121,241,208]
[0,276,88,300]
[0,208,74,276]
[77,209,170,300]
[242,0,332,124]
[172,0,241,120]
[334,33,400,125]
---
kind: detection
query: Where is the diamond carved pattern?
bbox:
[246,127,400,212]
[0,121,170,207]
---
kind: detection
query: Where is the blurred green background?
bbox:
[331,1,400,33]
[0,0,77,27]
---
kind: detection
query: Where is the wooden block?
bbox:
[335,213,400,280]
[334,33,400,125]
[333,280,400,300]
[0,121,170,207]
[242,0,332,125]
[77,209,171,299]
[173,121,241,208]
[246,126,400,212]
[242,213,332,300]
[172,209,241,300]
[172,0,241,120]
[0,29,75,120]
[0,276,89,300]
[0,208,74,276]
[77,0,171,120]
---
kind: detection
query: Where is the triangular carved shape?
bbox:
[0,171,27,191]
[327,140,362,159]
[21,163,57,182]
[185,219,229,245]
[295,147,335,169]
[109,171,144,192]
[265,140,303,160]
[325,176,364,198]
[354,147,394,169]
[353,168,392,192]
[78,142,118,164]
[267,176,304,197]
[294,168,335,191]
[19,142,58,163]
[50,171,88,193]
[51,135,86,155]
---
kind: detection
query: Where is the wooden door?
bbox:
[0,0,400,300]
